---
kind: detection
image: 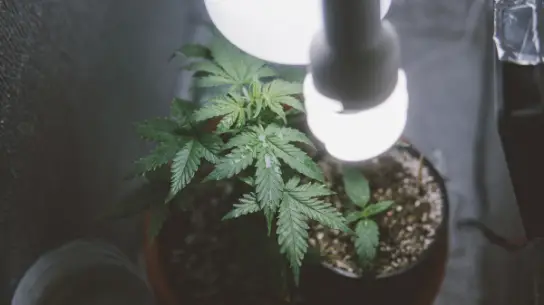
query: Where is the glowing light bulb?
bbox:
[204,0,392,65]
[303,70,408,162]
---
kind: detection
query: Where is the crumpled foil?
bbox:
[494,0,543,64]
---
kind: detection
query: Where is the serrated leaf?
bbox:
[265,79,303,97]
[291,197,348,233]
[170,98,196,125]
[169,140,203,199]
[362,201,395,217]
[267,99,287,123]
[223,130,258,150]
[264,205,276,236]
[239,176,255,186]
[134,142,181,175]
[205,146,255,181]
[148,205,170,240]
[355,219,379,267]
[208,37,275,86]
[216,112,238,133]
[136,118,179,142]
[193,96,243,123]
[223,193,260,220]
[285,176,301,189]
[276,127,315,148]
[268,136,324,182]
[284,178,348,233]
[255,151,284,208]
[342,167,370,208]
[277,198,308,285]
[276,96,305,112]
[286,180,335,198]
[197,134,222,164]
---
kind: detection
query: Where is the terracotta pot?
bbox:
[299,143,449,305]
[144,213,179,305]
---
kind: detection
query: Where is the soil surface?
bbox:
[158,147,445,304]
[159,180,290,305]
[309,148,444,276]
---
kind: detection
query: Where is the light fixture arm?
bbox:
[310,0,401,111]
[323,0,381,52]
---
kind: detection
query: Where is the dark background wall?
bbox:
[0,0,198,302]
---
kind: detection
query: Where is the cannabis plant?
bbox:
[342,167,394,268]
[134,36,348,282]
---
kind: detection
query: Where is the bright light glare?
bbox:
[303,70,408,162]
[204,0,392,65]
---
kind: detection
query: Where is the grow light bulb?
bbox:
[304,70,408,162]
[204,0,392,65]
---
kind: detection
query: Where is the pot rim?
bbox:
[318,141,450,280]
[143,140,450,304]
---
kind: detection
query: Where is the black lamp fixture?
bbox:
[309,0,401,110]
[303,0,408,162]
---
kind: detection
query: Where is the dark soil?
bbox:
[158,147,445,304]
[159,181,291,305]
[309,148,444,276]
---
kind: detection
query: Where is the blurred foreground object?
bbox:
[11,240,155,305]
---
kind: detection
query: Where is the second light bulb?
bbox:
[303,70,409,162]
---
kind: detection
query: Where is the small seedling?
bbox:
[341,167,394,268]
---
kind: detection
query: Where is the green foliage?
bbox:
[342,167,370,207]
[355,219,379,267]
[134,98,223,202]
[131,35,348,284]
[341,168,394,269]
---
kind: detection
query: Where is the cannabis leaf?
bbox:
[341,168,393,269]
[223,193,260,220]
[283,178,348,232]
[239,176,255,186]
[134,99,224,200]
[277,198,308,284]
[206,145,256,181]
[265,124,315,149]
[262,80,304,113]
[134,142,182,175]
[342,167,371,207]
[185,37,276,91]
[255,151,284,209]
[136,118,179,142]
[198,134,222,164]
[355,219,379,267]
[362,200,394,217]
[169,141,203,198]
[268,134,324,182]
[170,98,198,126]
[193,95,246,132]
[275,177,349,282]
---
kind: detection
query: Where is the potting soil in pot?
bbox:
[159,181,290,305]
[309,148,445,276]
